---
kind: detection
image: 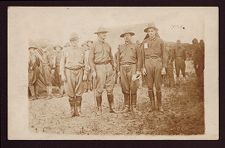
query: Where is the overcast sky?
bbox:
[9,7,215,49]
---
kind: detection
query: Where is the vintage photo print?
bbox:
[8,7,218,140]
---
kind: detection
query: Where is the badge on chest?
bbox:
[144,43,149,49]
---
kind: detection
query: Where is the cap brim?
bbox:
[94,31,108,34]
[120,32,135,38]
[144,27,158,32]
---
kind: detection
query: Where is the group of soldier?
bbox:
[28,22,205,117]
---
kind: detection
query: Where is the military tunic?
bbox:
[89,40,115,97]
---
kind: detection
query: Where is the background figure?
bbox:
[141,23,167,112]
[28,42,40,100]
[114,51,120,84]
[174,40,186,84]
[52,44,64,97]
[166,46,175,87]
[40,44,54,99]
[192,38,204,86]
[82,40,93,92]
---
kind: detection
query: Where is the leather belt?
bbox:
[95,61,111,65]
[65,66,83,71]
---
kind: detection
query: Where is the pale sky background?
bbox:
[9,7,209,53]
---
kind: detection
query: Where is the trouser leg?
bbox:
[121,93,130,113]
[148,90,155,111]
[156,91,163,112]
[76,96,82,116]
[68,97,76,117]
[107,94,115,113]
[96,95,102,115]
[181,60,186,77]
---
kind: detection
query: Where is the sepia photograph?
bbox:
[8,7,218,140]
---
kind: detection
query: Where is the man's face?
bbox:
[124,33,132,42]
[29,48,35,54]
[98,32,107,40]
[177,40,181,46]
[70,38,79,47]
[87,41,93,47]
[147,28,156,39]
[55,46,62,52]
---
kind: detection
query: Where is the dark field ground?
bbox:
[29,71,204,135]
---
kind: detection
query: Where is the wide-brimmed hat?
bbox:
[94,27,108,34]
[70,33,79,40]
[144,23,158,32]
[120,30,135,38]
[53,44,63,50]
[28,41,38,49]
[86,40,93,44]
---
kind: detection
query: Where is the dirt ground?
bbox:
[29,73,204,135]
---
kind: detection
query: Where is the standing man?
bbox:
[166,45,175,87]
[89,27,116,115]
[41,43,54,99]
[192,39,204,87]
[116,30,142,113]
[52,44,64,97]
[83,40,94,92]
[174,40,186,83]
[28,41,40,100]
[60,33,88,117]
[141,23,167,112]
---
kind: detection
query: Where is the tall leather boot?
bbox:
[121,93,130,113]
[76,96,82,116]
[131,94,141,114]
[46,86,53,99]
[148,90,156,112]
[96,95,102,116]
[59,85,64,97]
[29,85,36,100]
[156,91,164,112]
[107,94,116,113]
[69,97,75,117]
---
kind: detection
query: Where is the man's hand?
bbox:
[61,74,66,82]
[92,70,97,79]
[161,67,166,75]
[117,71,121,78]
[136,71,142,75]
[142,68,147,76]
[83,73,88,81]
[51,69,55,74]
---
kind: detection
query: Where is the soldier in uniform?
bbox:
[60,33,88,117]
[166,45,175,87]
[141,23,167,112]
[114,51,120,84]
[116,30,142,113]
[41,43,54,99]
[28,41,40,100]
[174,40,186,83]
[82,40,93,92]
[89,27,116,115]
[52,44,64,97]
[86,40,94,91]
[192,39,204,87]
